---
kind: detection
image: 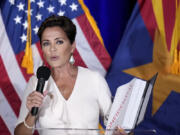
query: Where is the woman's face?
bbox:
[41,26,74,68]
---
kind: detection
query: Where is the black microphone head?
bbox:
[37,66,51,80]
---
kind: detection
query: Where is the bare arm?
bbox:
[14,91,44,135]
[14,113,36,135]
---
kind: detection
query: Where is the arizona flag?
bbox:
[106,0,180,134]
[0,0,111,134]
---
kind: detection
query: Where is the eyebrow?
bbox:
[55,37,64,40]
[41,40,49,42]
[42,37,65,42]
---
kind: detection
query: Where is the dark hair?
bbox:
[38,15,76,44]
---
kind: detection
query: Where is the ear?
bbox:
[71,42,76,53]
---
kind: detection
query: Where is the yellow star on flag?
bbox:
[121,0,180,115]
[123,30,180,114]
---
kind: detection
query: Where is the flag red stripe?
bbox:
[74,49,87,68]
[16,52,33,82]
[0,116,11,135]
[162,0,176,51]
[138,0,158,41]
[0,57,21,117]
[76,14,111,71]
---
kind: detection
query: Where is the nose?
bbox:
[50,43,57,51]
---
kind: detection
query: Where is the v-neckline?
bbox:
[52,67,79,102]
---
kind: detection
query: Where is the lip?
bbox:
[50,56,59,61]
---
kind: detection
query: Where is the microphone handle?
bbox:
[31,78,45,116]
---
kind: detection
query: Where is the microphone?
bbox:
[31,66,51,116]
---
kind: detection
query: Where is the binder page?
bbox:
[105,78,146,135]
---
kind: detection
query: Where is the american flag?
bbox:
[0,0,111,134]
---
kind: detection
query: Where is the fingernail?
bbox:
[43,90,48,96]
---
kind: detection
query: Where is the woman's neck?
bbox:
[51,63,77,81]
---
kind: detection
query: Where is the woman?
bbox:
[14,15,113,135]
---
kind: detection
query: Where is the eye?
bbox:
[42,41,49,47]
[56,40,64,45]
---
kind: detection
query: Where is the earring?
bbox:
[69,54,75,65]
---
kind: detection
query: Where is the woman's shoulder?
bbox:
[78,66,101,75]
[78,66,104,80]
[28,74,38,83]
[25,75,39,90]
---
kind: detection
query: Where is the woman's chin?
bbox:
[51,65,60,69]
[48,61,69,69]
[49,63,65,69]
[48,63,59,68]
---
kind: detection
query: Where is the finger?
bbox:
[31,98,43,105]
[26,97,43,111]
[31,91,44,98]
[113,127,119,135]
[26,91,44,111]
[26,100,34,111]
[31,102,42,107]
[43,90,48,96]
[28,96,44,108]
[26,102,41,111]
[32,95,44,102]
[117,126,127,135]
[27,97,43,108]
[28,92,44,101]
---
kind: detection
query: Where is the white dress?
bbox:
[16,66,112,135]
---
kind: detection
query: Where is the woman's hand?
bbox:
[113,127,127,135]
[26,91,44,111]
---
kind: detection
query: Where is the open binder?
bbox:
[106,73,158,133]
